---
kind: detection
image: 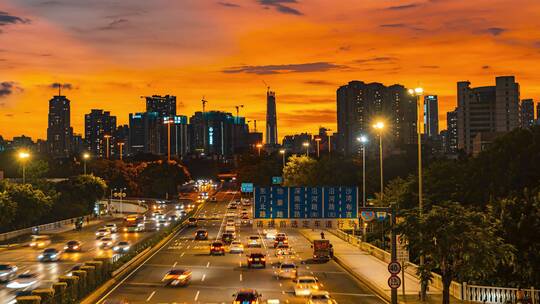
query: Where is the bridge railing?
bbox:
[464,284,538,304]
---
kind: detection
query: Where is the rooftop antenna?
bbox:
[262,80,270,92]
[58,84,61,96]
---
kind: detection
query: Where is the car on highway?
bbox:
[0,264,18,282]
[210,196,217,202]
[195,229,209,240]
[229,241,244,253]
[246,252,266,268]
[104,223,118,233]
[277,262,297,279]
[113,241,130,253]
[263,229,277,240]
[157,219,169,227]
[187,217,198,227]
[95,228,111,238]
[143,221,157,232]
[210,241,225,255]
[232,289,263,304]
[99,237,114,249]
[226,218,236,226]
[225,225,236,233]
[6,272,39,292]
[123,224,142,233]
[221,232,235,244]
[162,269,192,286]
[64,240,82,252]
[175,204,184,210]
[247,235,262,248]
[276,246,295,261]
[308,291,338,304]
[38,248,61,262]
[294,276,322,296]
[29,235,51,249]
[274,235,288,248]
[226,211,236,217]
[168,214,178,222]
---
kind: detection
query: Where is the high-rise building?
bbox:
[336,81,417,155]
[145,95,176,117]
[446,109,458,154]
[161,115,189,158]
[457,76,520,154]
[521,99,535,128]
[47,94,73,158]
[115,124,129,158]
[128,112,160,155]
[282,133,313,154]
[189,111,248,157]
[84,109,117,158]
[266,90,278,146]
[424,95,439,137]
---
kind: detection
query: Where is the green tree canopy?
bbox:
[283,155,317,186]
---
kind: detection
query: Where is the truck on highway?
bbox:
[312,239,331,262]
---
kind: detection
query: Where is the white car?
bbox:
[99,237,114,249]
[104,223,118,233]
[6,272,38,291]
[225,225,236,233]
[308,291,338,304]
[247,235,262,248]
[95,228,111,238]
[229,241,244,253]
[113,241,130,253]
[277,262,297,279]
[0,264,18,282]
[294,276,322,296]
[264,229,278,240]
[226,211,236,217]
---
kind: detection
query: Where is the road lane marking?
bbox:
[172,261,177,268]
[181,252,185,257]
[201,274,206,282]
[194,290,200,301]
[206,261,210,268]
[239,273,242,281]
[146,290,156,302]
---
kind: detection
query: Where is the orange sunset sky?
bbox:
[1,0,540,141]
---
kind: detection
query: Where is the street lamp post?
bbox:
[279,149,286,167]
[315,137,321,158]
[256,143,263,157]
[409,86,425,300]
[83,152,90,175]
[357,135,368,242]
[164,118,173,162]
[373,121,385,200]
[303,142,310,156]
[118,142,125,161]
[18,151,30,184]
[104,134,111,159]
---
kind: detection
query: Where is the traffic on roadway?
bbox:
[97,182,386,304]
[0,195,198,304]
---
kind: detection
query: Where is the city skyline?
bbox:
[2,1,540,139]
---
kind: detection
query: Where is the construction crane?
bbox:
[201,96,208,113]
[262,80,270,92]
[235,105,244,120]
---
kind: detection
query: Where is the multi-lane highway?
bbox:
[98,191,386,304]
[0,199,184,304]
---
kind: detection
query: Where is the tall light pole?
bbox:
[104,134,111,159]
[409,86,425,300]
[357,135,368,242]
[83,152,90,175]
[256,143,263,157]
[118,142,125,161]
[315,137,321,158]
[373,121,385,200]
[303,142,310,156]
[164,118,173,162]
[18,151,30,184]
[279,149,286,167]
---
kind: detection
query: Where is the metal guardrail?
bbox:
[0,214,93,242]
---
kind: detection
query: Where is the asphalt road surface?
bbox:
[0,198,189,304]
[98,191,387,304]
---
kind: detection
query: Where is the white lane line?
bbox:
[206,261,210,268]
[239,261,242,267]
[146,290,156,302]
[194,290,200,301]
[239,273,243,281]
[181,252,185,257]
[201,274,206,282]
[172,261,177,268]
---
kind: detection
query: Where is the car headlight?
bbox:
[38,255,43,259]
[51,254,57,258]
[113,246,119,251]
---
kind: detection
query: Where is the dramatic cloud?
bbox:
[280,109,335,124]
[304,80,336,86]
[0,11,30,26]
[385,3,420,10]
[355,57,396,64]
[0,82,22,98]
[258,0,303,15]
[49,83,74,90]
[380,23,407,28]
[482,65,490,69]
[483,27,506,36]
[222,62,345,74]
[218,1,241,8]
[99,19,129,31]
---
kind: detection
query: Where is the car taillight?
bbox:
[248,258,253,261]
[261,258,266,261]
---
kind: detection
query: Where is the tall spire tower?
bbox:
[265,88,278,145]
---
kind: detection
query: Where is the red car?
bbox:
[210,241,225,255]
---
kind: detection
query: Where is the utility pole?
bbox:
[104,134,111,159]
[202,97,208,154]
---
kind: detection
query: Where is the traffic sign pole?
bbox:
[391,204,398,304]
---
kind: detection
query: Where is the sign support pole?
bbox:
[390,204,398,304]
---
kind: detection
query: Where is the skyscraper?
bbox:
[446,109,458,153]
[457,76,520,154]
[128,112,160,155]
[47,94,73,158]
[521,99,535,128]
[145,95,176,117]
[266,90,278,146]
[84,109,117,158]
[336,81,417,155]
[161,115,189,158]
[423,95,439,137]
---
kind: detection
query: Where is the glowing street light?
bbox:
[315,137,322,158]
[256,143,263,157]
[279,149,286,167]
[372,121,385,199]
[83,152,90,175]
[357,135,368,242]
[302,142,310,156]
[18,151,30,184]
[103,134,112,159]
